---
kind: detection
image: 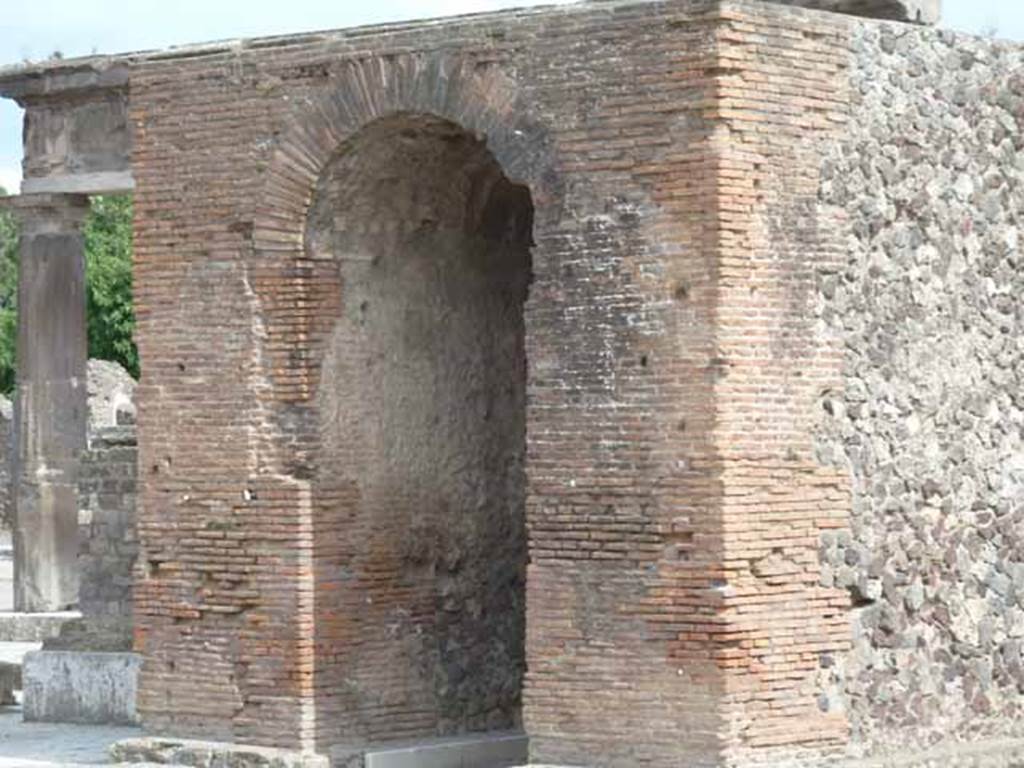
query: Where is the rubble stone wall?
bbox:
[816,21,1024,757]
[47,424,138,652]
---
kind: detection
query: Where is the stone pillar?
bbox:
[9,194,90,613]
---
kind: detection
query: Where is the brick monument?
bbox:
[3,1,1024,766]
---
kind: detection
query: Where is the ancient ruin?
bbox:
[0,0,1023,765]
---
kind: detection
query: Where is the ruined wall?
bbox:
[45,425,137,652]
[816,21,1024,758]
[46,362,138,651]
[1,361,135,610]
[80,424,137,649]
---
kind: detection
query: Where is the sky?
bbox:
[0,0,1021,193]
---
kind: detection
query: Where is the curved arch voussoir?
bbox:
[255,53,556,253]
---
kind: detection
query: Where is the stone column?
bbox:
[8,193,90,613]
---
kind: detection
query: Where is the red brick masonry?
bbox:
[127,1,855,765]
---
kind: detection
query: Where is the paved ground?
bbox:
[0,706,141,766]
[0,533,136,767]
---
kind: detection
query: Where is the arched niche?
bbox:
[308,113,533,742]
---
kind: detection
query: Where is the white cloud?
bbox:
[0,166,20,196]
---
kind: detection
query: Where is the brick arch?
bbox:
[252,54,558,262]
[248,53,558,427]
[244,56,555,749]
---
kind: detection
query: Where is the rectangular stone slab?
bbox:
[22,650,140,725]
[332,732,528,768]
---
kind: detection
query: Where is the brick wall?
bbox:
[128,1,731,761]
[709,4,854,764]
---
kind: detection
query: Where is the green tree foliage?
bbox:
[0,191,17,395]
[0,191,137,394]
[83,195,138,379]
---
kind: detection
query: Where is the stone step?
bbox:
[110,737,329,767]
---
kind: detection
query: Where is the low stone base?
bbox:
[110,737,329,767]
[331,732,528,768]
[0,611,80,642]
[22,650,140,724]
